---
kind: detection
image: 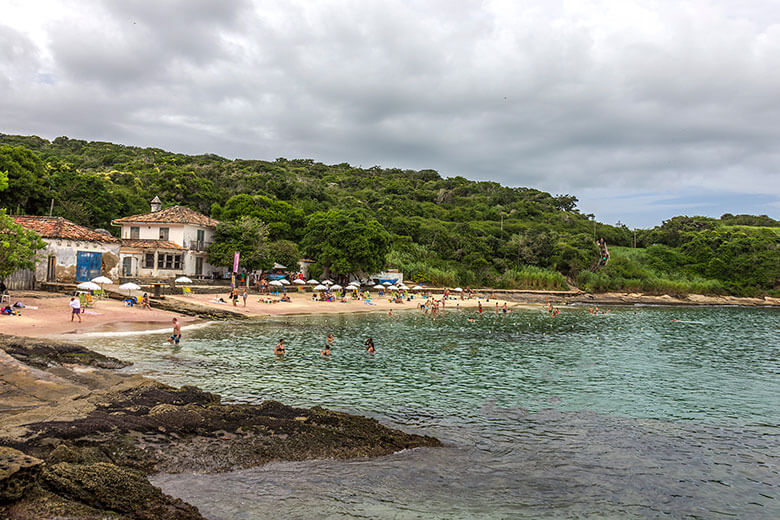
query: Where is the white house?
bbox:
[11,216,121,286]
[111,197,222,279]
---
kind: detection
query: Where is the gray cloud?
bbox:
[1,0,779,226]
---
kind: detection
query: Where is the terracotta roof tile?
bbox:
[120,239,184,250]
[112,206,218,227]
[12,216,119,243]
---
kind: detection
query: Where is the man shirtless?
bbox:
[168,318,181,344]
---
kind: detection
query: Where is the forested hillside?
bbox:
[1,134,777,295]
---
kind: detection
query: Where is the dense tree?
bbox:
[0,210,47,279]
[0,145,50,214]
[207,217,272,272]
[269,240,300,272]
[301,208,390,276]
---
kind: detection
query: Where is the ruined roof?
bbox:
[12,216,120,243]
[112,206,218,227]
[120,239,184,250]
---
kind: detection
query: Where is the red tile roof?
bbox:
[120,239,183,250]
[112,206,218,227]
[12,216,119,243]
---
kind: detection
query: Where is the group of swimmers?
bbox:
[274,334,376,357]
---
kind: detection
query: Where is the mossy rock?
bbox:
[0,447,43,502]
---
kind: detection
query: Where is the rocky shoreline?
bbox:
[0,335,440,519]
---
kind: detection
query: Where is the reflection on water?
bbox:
[82,306,780,519]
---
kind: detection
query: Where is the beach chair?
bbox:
[85,293,94,307]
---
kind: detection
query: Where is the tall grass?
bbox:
[497,266,569,290]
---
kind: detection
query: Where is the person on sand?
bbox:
[142,293,151,310]
[242,289,248,307]
[364,337,376,353]
[275,338,286,355]
[231,287,239,307]
[167,318,181,344]
[69,297,81,322]
[321,344,331,356]
[478,301,483,314]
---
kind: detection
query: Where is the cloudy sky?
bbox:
[2,0,779,227]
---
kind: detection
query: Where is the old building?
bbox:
[111,197,222,279]
[11,216,121,287]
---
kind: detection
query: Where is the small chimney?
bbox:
[150,196,162,212]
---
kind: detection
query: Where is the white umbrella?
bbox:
[322,279,334,285]
[307,279,319,285]
[388,285,398,291]
[175,276,193,284]
[373,284,384,290]
[91,276,113,284]
[382,281,392,286]
[412,285,423,290]
[118,282,141,297]
[293,279,306,285]
[279,279,290,285]
[453,287,463,292]
[398,284,409,290]
[269,280,283,287]
[273,262,287,269]
[76,281,100,291]
[331,284,343,290]
[346,285,358,290]
[313,284,328,291]
[350,280,361,286]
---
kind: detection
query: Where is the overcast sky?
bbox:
[2,0,779,227]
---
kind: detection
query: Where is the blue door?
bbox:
[76,252,102,281]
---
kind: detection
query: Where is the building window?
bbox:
[144,253,155,268]
[159,227,169,241]
[197,229,205,242]
[130,226,140,239]
[157,253,182,270]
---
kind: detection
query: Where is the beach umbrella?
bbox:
[292,279,306,285]
[279,279,290,285]
[453,287,463,292]
[322,279,334,285]
[307,279,319,285]
[269,280,283,287]
[273,262,287,270]
[76,281,101,291]
[373,284,384,290]
[350,280,361,286]
[313,284,328,291]
[398,284,409,290]
[118,282,141,297]
[412,285,423,291]
[346,285,358,291]
[382,281,392,286]
[175,276,193,284]
[331,284,343,290]
[91,276,113,284]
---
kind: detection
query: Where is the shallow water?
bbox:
[82,306,780,519]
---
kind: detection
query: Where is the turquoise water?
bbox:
[82,306,780,519]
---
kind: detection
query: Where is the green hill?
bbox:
[1,134,777,295]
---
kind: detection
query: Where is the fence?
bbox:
[5,269,35,290]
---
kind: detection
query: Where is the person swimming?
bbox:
[275,338,286,355]
[321,344,331,356]
[364,337,376,353]
[327,333,334,344]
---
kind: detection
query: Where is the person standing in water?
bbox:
[167,318,181,344]
[275,338,286,355]
[326,333,334,345]
[321,344,331,356]
[364,337,375,353]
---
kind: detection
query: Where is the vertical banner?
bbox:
[233,251,240,273]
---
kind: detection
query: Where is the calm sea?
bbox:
[80,305,780,519]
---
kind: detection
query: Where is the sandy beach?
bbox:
[165,290,497,317]
[0,292,201,338]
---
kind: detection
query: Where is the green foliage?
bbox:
[269,240,300,272]
[0,145,50,213]
[220,194,305,241]
[207,217,272,272]
[301,208,391,276]
[0,210,47,279]
[497,266,569,290]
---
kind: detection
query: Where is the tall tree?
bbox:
[300,208,390,276]
[0,210,47,279]
[207,217,272,272]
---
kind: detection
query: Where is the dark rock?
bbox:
[0,334,129,370]
[0,447,43,503]
[41,462,203,519]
